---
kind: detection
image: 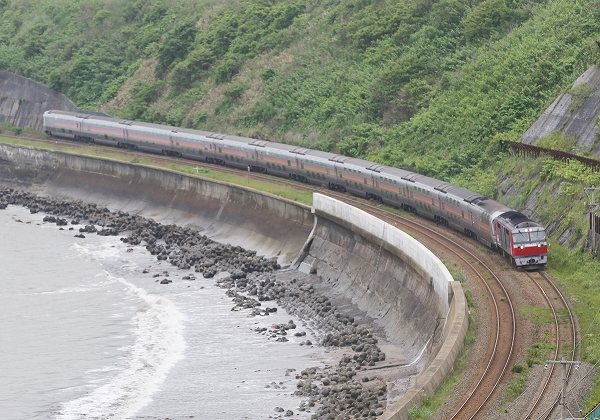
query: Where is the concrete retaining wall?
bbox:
[0,145,468,419]
[0,144,313,264]
[522,65,600,156]
[305,194,468,419]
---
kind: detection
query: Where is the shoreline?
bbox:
[1,189,412,419]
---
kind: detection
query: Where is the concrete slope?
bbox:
[0,144,313,264]
[303,194,467,420]
[522,65,600,156]
[0,72,80,131]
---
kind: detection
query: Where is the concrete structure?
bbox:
[0,72,80,131]
[522,65,600,156]
[0,144,468,419]
[302,194,468,419]
[0,144,313,264]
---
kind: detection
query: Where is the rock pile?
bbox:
[0,188,280,278]
[294,365,387,419]
[0,188,391,419]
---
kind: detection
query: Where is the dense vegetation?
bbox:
[1,0,599,179]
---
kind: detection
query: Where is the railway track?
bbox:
[522,271,578,420]
[1,132,581,419]
[328,193,516,419]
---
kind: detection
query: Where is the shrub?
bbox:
[463,0,510,42]
[223,82,247,100]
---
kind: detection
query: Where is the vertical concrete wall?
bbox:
[305,194,468,419]
[308,194,451,359]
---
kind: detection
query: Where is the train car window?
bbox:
[218,147,222,153]
[364,178,367,184]
[287,160,291,166]
[104,135,108,139]
[301,163,304,169]
[530,231,544,241]
[327,169,330,175]
[513,232,529,244]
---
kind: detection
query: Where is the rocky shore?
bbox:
[0,188,393,419]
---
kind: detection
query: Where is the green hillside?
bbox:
[1,0,599,179]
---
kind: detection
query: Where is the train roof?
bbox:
[498,211,542,229]
[381,166,484,201]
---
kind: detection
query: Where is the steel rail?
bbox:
[523,272,561,419]
[529,271,578,420]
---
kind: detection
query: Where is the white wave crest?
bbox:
[53,275,186,420]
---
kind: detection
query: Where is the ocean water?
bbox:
[0,205,329,420]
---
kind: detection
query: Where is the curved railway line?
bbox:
[0,132,582,419]
[522,271,578,420]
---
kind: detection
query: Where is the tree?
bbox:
[155,19,198,76]
[463,0,510,42]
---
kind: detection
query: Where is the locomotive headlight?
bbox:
[520,246,524,249]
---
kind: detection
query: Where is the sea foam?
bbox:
[53,274,186,420]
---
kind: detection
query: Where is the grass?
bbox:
[520,305,557,325]
[445,261,468,283]
[504,364,530,404]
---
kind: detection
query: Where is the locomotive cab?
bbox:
[494,211,548,268]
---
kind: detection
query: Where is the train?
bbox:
[43,110,548,268]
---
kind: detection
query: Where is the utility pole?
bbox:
[545,359,581,420]
[584,187,599,254]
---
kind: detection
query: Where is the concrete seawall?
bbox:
[0,144,313,264]
[0,144,468,419]
[302,194,468,419]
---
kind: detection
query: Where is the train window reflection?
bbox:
[514,230,546,244]
[531,231,545,241]
[513,232,528,244]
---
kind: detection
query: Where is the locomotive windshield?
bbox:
[513,229,546,244]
